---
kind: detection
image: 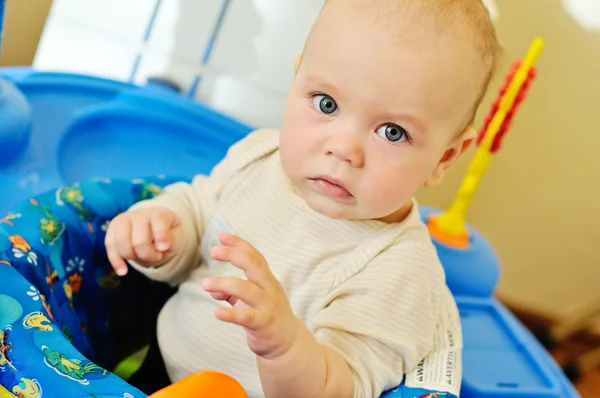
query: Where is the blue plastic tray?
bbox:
[413,209,580,397]
[0,68,252,215]
[457,297,563,397]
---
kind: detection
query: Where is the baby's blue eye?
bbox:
[376,124,408,143]
[313,94,338,115]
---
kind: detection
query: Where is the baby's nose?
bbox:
[326,135,364,168]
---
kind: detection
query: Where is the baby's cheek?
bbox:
[280,142,302,173]
[363,169,417,210]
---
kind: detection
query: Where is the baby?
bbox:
[105,0,501,396]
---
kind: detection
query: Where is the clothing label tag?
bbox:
[403,296,463,396]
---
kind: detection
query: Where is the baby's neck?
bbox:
[375,200,414,224]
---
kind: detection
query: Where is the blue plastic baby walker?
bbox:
[0,3,581,397]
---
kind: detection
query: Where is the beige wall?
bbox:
[0,0,52,66]
[418,0,600,320]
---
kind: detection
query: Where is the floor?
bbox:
[511,305,600,397]
[576,369,600,397]
[552,341,600,397]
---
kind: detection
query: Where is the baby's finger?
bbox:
[131,216,163,263]
[209,291,231,301]
[218,233,255,252]
[211,242,273,289]
[112,217,135,260]
[150,208,177,252]
[107,247,129,276]
[210,246,248,269]
[214,307,267,331]
[202,277,265,309]
[105,221,126,275]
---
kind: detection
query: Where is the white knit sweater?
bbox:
[130,129,461,397]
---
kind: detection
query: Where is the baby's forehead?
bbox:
[318,0,499,66]
[309,3,487,78]
[313,0,499,115]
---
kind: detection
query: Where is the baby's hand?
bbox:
[105,206,183,276]
[202,233,300,359]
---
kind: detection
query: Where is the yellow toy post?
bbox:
[428,38,545,248]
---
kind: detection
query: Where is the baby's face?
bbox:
[279,4,482,221]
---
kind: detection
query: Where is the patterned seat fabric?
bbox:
[0,177,183,398]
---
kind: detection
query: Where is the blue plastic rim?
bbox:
[56,106,238,184]
[0,67,252,215]
[0,78,33,163]
[418,206,501,297]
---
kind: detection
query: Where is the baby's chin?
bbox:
[303,195,355,220]
[303,195,376,221]
[305,194,413,224]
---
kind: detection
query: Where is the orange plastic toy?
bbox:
[149,371,248,398]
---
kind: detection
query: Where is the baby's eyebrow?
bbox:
[383,111,427,134]
[305,74,338,92]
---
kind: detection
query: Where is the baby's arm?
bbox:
[105,129,281,285]
[257,321,355,397]
[266,246,448,397]
[258,282,460,398]
[297,243,450,398]
[202,235,449,397]
[201,233,355,397]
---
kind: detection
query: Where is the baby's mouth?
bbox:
[309,177,353,199]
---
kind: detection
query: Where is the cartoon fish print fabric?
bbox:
[0,177,183,398]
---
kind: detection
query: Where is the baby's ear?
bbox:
[424,127,477,188]
[294,54,303,73]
